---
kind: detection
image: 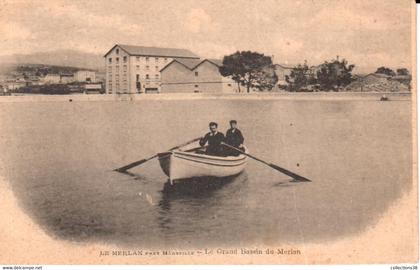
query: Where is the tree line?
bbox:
[219,51,410,92]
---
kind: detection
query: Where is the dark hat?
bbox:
[229,120,237,124]
[209,122,218,127]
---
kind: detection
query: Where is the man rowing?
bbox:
[224,120,245,156]
[199,122,225,156]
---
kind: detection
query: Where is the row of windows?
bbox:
[107,64,161,73]
[108,56,127,64]
[110,73,159,82]
[136,65,160,71]
[108,55,168,64]
[136,56,167,63]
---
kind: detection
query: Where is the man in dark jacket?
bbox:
[224,120,245,156]
[199,122,225,156]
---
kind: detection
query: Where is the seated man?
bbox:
[199,122,225,156]
[224,120,245,156]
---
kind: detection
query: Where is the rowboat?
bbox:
[157,147,248,184]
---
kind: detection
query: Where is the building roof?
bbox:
[172,58,203,69]
[160,58,222,72]
[207,59,223,66]
[104,44,199,59]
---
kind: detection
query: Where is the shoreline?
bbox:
[0,91,412,102]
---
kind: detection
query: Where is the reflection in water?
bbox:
[272,179,310,188]
[117,170,148,181]
[157,173,247,235]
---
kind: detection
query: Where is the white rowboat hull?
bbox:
[158,150,247,184]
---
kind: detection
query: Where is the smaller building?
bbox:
[84,83,103,94]
[274,64,294,86]
[160,58,236,93]
[28,76,42,86]
[60,74,74,84]
[3,80,27,90]
[42,74,61,84]
[75,70,96,83]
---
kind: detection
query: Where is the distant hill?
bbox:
[0,49,104,72]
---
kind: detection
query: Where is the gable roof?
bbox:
[207,59,223,66]
[160,58,222,72]
[104,44,199,59]
[172,58,203,69]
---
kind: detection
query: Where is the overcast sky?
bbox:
[0,0,414,73]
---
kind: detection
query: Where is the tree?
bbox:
[375,66,396,76]
[219,51,277,93]
[316,58,355,90]
[288,63,316,91]
[396,68,409,76]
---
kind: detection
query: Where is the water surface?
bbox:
[0,97,412,248]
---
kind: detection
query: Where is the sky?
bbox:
[0,0,414,73]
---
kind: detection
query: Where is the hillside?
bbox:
[0,49,104,72]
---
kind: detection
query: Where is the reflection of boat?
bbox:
[157,147,248,184]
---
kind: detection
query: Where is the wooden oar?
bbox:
[221,142,311,182]
[115,137,201,172]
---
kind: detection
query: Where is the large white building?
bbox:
[104,44,199,94]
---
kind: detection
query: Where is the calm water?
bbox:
[0,96,412,248]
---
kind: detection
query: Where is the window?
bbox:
[136,65,140,70]
[136,56,140,61]
[136,74,140,81]
[108,58,112,63]
[123,65,127,72]
[155,66,159,71]
[155,74,159,79]
[146,65,149,70]
[123,56,127,62]
[116,48,119,54]
[116,57,119,63]
[195,71,198,76]
[146,57,149,62]
[195,85,199,88]
[164,58,167,62]
[227,84,232,87]
[116,66,119,73]
[109,74,112,80]
[155,57,159,62]
[146,74,150,79]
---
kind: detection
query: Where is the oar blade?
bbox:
[114,137,201,173]
[114,158,150,172]
[269,164,312,182]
